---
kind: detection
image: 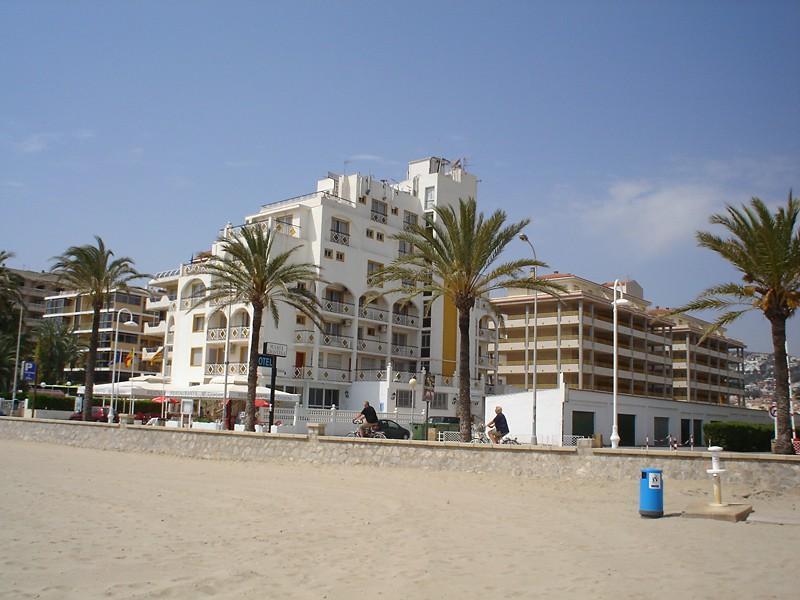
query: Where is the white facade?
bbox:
[147,157,495,417]
[488,382,770,446]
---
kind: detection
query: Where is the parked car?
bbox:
[69,406,116,422]
[377,419,410,440]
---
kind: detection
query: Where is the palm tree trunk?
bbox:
[245,301,263,432]
[770,314,793,454]
[83,304,101,419]
[457,307,473,442]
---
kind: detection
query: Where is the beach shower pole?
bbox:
[111,308,136,413]
[610,280,630,449]
[519,233,538,444]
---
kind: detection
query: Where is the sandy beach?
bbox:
[0,439,797,599]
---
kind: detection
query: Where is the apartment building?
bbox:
[8,269,62,336]
[146,157,493,415]
[43,288,163,382]
[490,274,746,405]
[491,275,674,399]
[649,309,746,405]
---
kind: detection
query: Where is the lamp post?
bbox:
[519,233,538,445]
[11,305,23,406]
[409,366,428,422]
[111,308,137,413]
[610,279,630,449]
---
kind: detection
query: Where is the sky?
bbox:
[1,0,798,352]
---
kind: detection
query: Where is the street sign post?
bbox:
[257,351,279,429]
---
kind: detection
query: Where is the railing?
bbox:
[205,362,249,376]
[391,343,418,358]
[209,295,234,307]
[366,276,383,288]
[230,326,250,340]
[152,268,181,280]
[181,263,209,276]
[359,305,388,322]
[390,370,415,383]
[319,332,352,349]
[354,369,387,382]
[357,337,387,353]
[206,328,226,341]
[294,330,315,344]
[392,313,419,327]
[329,229,350,246]
[370,210,388,224]
[320,297,354,315]
[180,294,207,310]
[478,328,493,340]
[291,366,315,380]
[477,354,492,367]
[316,366,352,382]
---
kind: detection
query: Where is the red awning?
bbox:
[255,399,270,408]
[152,396,180,404]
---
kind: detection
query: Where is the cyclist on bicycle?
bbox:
[354,401,380,437]
[486,406,509,444]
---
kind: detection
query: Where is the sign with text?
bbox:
[257,354,275,369]
[262,342,287,357]
[22,361,36,382]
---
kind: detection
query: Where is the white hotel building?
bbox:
[146,157,495,415]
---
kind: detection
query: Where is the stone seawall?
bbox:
[2,417,799,491]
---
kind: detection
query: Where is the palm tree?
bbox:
[200,225,323,431]
[51,237,144,419]
[0,251,22,337]
[379,198,563,441]
[673,194,799,454]
[34,319,84,384]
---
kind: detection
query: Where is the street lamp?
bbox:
[409,366,428,422]
[111,308,137,413]
[519,233,538,444]
[610,279,630,449]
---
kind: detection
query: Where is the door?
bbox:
[654,417,670,446]
[572,411,595,438]
[681,419,691,446]
[618,414,636,447]
[295,352,305,368]
[693,419,703,446]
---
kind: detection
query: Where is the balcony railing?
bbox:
[320,332,352,349]
[316,366,352,382]
[294,330,315,345]
[180,294,207,310]
[359,305,388,322]
[366,275,383,288]
[370,210,387,224]
[320,297,354,315]
[206,326,248,343]
[355,369,387,382]
[329,229,350,246]
[391,343,418,358]
[205,362,249,376]
[392,313,419,327]
[357,337,387,354]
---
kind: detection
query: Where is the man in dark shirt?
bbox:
[356,401,379,437]
[487,406,509,443]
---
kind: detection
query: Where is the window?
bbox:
[308,388,339,408]
[358,196,367,204]
[367,327,376,337]
[403,210,418,231]
[192,315,205,332]
[335,251,345,262]
[431,392,448,410]
[391,206,399,215]
[371,199,388,224]
[190,347,203,366]
[367,261,383,287]
[398,240,413,255]
[324,248,333,259]
[331,218,350,246]
[376,232,384,242]
[366,228,374,239]
[423,300,432,328]
[396,389,413,408]
[296,315,306,325]
[421,332,431,358]
[424,186,435,210]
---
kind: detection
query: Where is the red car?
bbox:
[69,406,117,422]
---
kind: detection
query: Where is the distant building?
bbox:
[43,288,163,383]
[8,269,62,336]
[490,274,746,405]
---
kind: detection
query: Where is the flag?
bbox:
[124,351,134,368]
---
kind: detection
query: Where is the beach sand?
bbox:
[0,439,797,599]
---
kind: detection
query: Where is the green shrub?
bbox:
[30,395,77,411]
[703,421,773,452]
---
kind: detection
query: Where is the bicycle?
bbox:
[346,418,387,439]
[470,424,491,444]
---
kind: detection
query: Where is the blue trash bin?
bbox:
[639,468,663,518]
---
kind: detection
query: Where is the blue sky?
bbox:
[1,0,798,351]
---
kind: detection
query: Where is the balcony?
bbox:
[205,362,249,376]
[146,294,177,311]
[180,295,206,310]
[206,326,250,342]
[316,366,352,383]
[319,332,352,350]
[392,313,419,328]
[359,305,389,323]
[329,229,350,246]
[477,354,492,368]
[294,330,315,345]
[370,210,387,224]
[357,337,387,354]
[144,321,166,336]
[477,327,494,340]
[391,343,418,358]
[355,369,387,382]
[320,297,354,316]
